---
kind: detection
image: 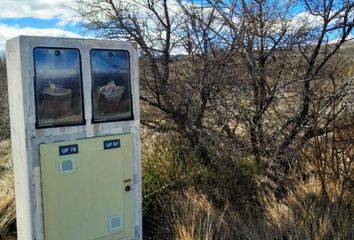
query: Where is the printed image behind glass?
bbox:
[91,50,132,122]
[34,48,84,127]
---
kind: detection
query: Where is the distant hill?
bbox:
[339,41,354,58]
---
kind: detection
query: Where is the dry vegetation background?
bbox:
[1,0,354,239]
[0,54,15,239]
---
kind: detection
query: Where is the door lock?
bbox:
[125,185,131,192]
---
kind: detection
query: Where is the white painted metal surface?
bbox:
[6,36,142,240]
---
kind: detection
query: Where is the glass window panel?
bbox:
[34,48,85,127]
[91,49,133,122]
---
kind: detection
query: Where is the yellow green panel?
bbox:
[40,134,135,240]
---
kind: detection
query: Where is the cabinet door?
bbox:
[34,48,85,128]
[40,134,135,240]
[91,49,133,123]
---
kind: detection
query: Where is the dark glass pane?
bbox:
[91,50,133,122]
[34,48,84,127]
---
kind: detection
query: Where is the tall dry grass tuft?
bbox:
[0,140,16,238]
[257,177,354,240]
[154,188,230,240]
[0,196,15,237]
[283,178,353,240]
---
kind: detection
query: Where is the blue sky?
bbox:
[1,18,81,32]
[0,0,352,52]
[0,0,86,51]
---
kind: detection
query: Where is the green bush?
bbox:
[142,135,205,216]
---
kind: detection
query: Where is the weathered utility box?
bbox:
[6,36,142,240]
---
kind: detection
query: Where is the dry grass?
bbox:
[0,140,16,239]
[146,178,353,240]
[264,178,354,240]
[148,188,229,240]
[142,130,353,240]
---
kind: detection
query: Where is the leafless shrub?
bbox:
[75,0,354,174]
[0,54,9,141]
